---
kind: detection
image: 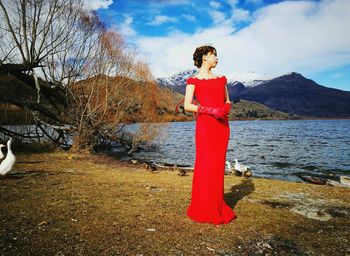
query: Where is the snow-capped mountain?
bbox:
[242,80,267,87]
[156,69,268,90]
[156,70,350,118]
[155,69,197,89]
[230,70,274,84]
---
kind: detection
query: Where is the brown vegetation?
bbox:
[0,152,349,255]
[0,0,168,153]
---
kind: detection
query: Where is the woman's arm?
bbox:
[184,84,198,113]
[225,84,231,103]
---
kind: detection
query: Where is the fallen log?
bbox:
[298,175,327,185]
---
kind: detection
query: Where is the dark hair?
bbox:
[193,45,217,68]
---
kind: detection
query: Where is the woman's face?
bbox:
[204,50,218,68]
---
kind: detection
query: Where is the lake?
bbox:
[119,119,350,183]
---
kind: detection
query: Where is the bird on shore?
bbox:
[142,162,157,172]
[243,169,253,178]
[225,161,234,174]
[0,144,5,161]
[174,165,187,176]
[0,138,16,176]
[234,159,244,175]
[234,159,252,178]
[131,159,139,164]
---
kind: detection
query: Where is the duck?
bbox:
[243,169,253,178]
[0,138,16,176]
[174,164,187,176]
[0,143,5,161]
[142,162,157,172]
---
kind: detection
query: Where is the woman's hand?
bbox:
[222,102,231,116]
[197,103,231,120]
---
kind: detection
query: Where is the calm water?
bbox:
[119,119,350,183]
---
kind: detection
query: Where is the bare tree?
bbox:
[0,0,169,153]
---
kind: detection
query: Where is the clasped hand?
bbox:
[197,103,231,120]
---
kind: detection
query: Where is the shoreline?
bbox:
[2,116,350,126]
[107,152,348,187]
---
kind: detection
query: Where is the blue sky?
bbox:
[85,0,350,91]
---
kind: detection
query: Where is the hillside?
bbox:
[237,72,350,118]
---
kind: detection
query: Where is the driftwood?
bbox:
[153,162,193,171]
[299,174,350,188]
[299,175,327,185]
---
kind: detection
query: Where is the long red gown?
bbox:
[186,75,236,225]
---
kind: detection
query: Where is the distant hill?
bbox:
[230,99,299,120]
[156,70,350,118]
[237,72,350,118]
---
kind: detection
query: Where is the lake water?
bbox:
[119,119,350,183]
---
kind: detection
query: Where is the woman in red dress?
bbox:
[184,45,236,225]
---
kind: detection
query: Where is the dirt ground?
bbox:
[1,152,349,256]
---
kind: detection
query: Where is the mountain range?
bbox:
[156,70,350,118]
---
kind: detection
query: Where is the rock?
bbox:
[340,176,350,186]
[146,185,163,192]
[256,241,272,251]
[290,205,332,221]
[38,221,49,227]
[326,179,350,188]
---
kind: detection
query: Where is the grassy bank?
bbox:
[1,152,349,255]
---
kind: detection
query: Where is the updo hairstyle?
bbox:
[193,45,217,68]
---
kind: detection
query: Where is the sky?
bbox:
[84,0,350,91]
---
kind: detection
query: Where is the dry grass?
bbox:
[0,152,349,255]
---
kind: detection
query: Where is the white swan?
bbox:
[0,144,5,161]
[234,159,247,173]
[225,161,233,173]
[234,159,253,177]
[0,138,16,176]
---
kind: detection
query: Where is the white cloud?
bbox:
[119,15,137,37]
[147,15,177,26]
[227,0,239,8]
[209,10,227,25]
[231,8,251,22]
[135,0,350,81]
[83,0,113,10]
[182,14,196,22]
[209,1,222,9]
[210,0,251,26]
[245,0,263,5]
[149,0,189,5]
